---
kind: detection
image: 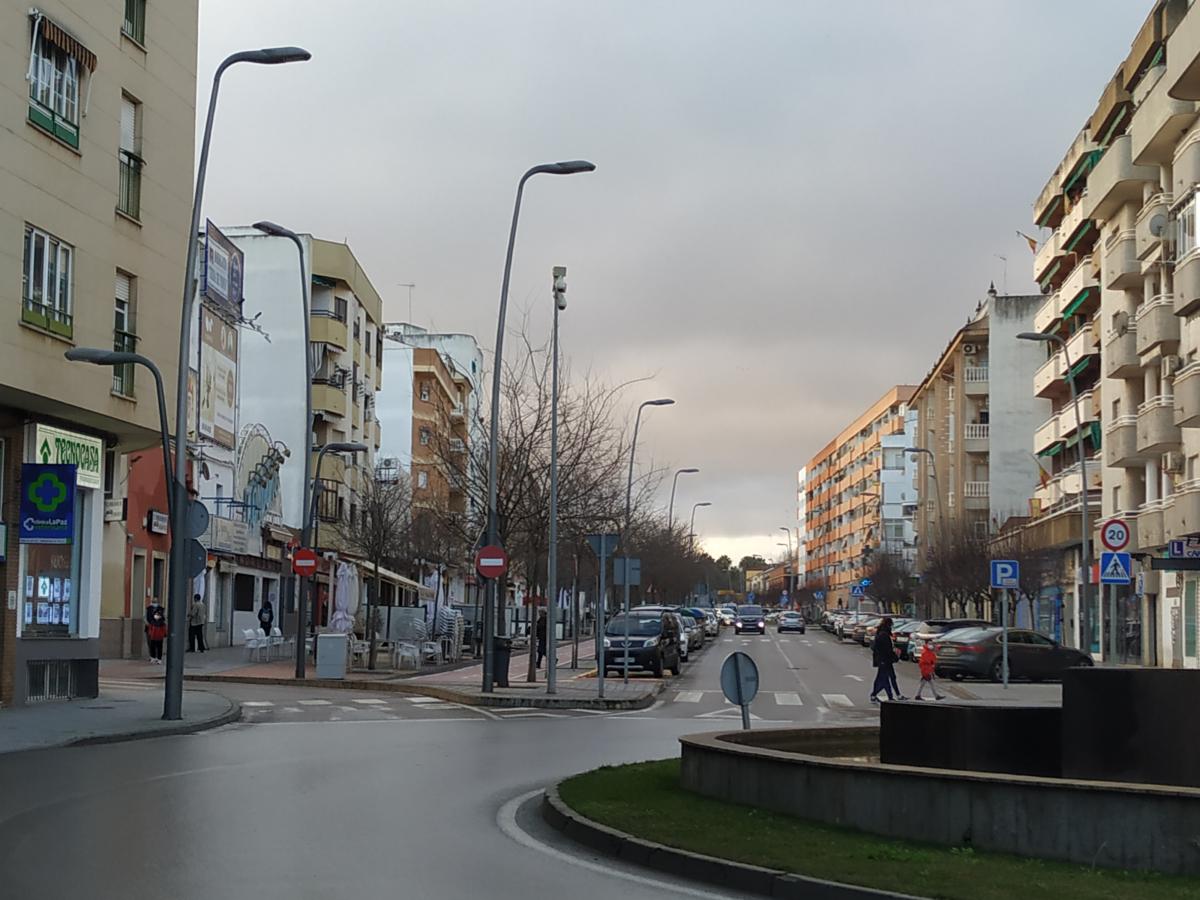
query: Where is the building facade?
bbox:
[803,386,916,608]
[1,1,197,703]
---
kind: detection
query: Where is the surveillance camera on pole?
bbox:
[553,265,567,311]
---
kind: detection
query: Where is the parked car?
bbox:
[734,604,766,635]
[934,627,1093,682]
[680,614,705,651]
[777,611,806,633]
[906,618,991,660]
[864,617,912,646]
[892,620,928,660]
[835,612,869,640]
[601,612,682,677]
[702,610,720,637]
[685,607,716,638]
[850,616,883,645]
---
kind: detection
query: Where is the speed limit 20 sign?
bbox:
[1100,518,1130,552]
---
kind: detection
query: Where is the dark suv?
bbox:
[734,604,766,635]
[602,612,682,677]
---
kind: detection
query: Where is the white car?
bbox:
[703,611,720,637]
[718,607,736,626]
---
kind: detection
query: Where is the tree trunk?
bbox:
[368,559,381,670]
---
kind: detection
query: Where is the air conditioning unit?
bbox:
[1164,355,1184,378]
[962,343,978,355]
[1164,451,1186,474]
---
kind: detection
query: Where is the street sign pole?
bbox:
[1109,582,1117,663]
[596,543,607,699]
[1002,587,1010,689]
[734,653,750,731]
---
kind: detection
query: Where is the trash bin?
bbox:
[316,633,348,679]
[492,636,512,688]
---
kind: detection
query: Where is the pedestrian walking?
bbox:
[187,593,207,653]
[914,641,946,700]
[257,598,274,638]
[869,616,897,703]
[535,609,547,669]
[145,599,167,664]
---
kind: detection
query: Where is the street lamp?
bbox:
[166,46,310,719]
[1019,330,1093,655]
[621,398,675,683]
[483,159,595,693]
[253,220,315,672]
[546,266,568,696]
[668,467,700,531]
[689,501,712,554]
[304,441,368,669]
[779,526,794,596]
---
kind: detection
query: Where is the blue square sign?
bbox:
[1100,552,1132,585]
[990,560,1019,589]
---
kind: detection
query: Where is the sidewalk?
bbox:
[0,687,239,755]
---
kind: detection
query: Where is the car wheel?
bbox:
[952,672,965,682]
[989,659,1004,683]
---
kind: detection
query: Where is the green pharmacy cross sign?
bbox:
[19,464,76,544]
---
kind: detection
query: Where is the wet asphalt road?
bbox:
[0,627,985,899]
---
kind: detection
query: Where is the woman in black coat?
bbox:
[870,617,898,703]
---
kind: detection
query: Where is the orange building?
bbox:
[411,347,470,515]
[803,385,916,608]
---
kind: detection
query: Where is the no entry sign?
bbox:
[475,545,508,579]
[292,547,319,576]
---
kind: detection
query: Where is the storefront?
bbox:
[4,421,105,704]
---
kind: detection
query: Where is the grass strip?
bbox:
[557,759,1200,900]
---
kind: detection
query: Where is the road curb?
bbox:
[541,781,921,900]
[183,673,664,710]
[67,692,242,749]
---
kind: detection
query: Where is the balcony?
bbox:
[1104,325,1140,378]
[1059,455,1103,498]
[312,381,347,418]
[1060,260,1098,316]
[1066,321,1099,366]
[373,419,382,448]
[450,404,465,421]
[963,366,988,395]
[963,481,989,510]
[1176,250,1200,316]
[1134,65,1197,163]
[1175,131,1200,198]
[1135,191,1172,260]
[1034,351,1064,398]
[1034,414,1060,454]
[312,450,346,483]
[963,422,989,453]
[1175,362,1200,426]
[1167,481,1200,538]
[1104,416,1141,468]
[1136,500,1167,549]
[1137,395,1181,455]
[1102,228,1139,290]
[1085,135,1157,221]
[1168,8,1200,100]
[1136,295,1180,355]
[310,311,348,349]
[1059,197,1092,252]
[1058,389,1098,441]
[1033,292,1062,334]
[1034,231,1063,284]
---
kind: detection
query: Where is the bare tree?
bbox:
[866,552,914,614]
[335,468,412,669]
[921,520,991,618]
[990,522,1058,625]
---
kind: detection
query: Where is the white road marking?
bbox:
[351,698,387,704]
[297,699,332,706]
[495,711,565,719]
[282,707,302,714]
[696,707,762,720]
[721,639,733,643]
[844,674,864,682]
[498,790,734,899]
[822,693,854,707]
[335,706,359,712]
[673,690,703,703]
[759,638,771,643]
[406,696,441,704]
[774,692,803,706]
[242,701,274,707]
[99,679,158,691]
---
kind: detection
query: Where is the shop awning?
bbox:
[37,15,97,71]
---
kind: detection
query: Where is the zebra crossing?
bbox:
[669,688,868,710]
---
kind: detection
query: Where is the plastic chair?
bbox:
[270,626,294,660]
[242,629,268,662]
[393,642,420,670]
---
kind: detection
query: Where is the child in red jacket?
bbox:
[914,642,945,701]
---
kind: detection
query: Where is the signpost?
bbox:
[586,533,619,699]
[990,560,1019,688]
[475,545,508,579]
[720,651,759,731]
[292,547,319,577]
[1100,518,1130,553]
[1101,551,1132,664]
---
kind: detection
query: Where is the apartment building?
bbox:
[803,386,916,608]
[910,289,1049,566]
[0,2,197,703]
[795,466,808,589]
[1026,0,1200,665]
[879,409,920,571]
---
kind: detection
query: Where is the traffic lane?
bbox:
[0,715,743,900]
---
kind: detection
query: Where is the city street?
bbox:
[0,627,1057,899]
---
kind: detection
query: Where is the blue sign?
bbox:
[850,584,865,598]
[1100,552,1132,585]
[747,592,756,602]
[990,559,1019,589]
[19,464,76,545]
[860,578,872,587]
[814,591,825,601]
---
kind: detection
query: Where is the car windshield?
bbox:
[681,615,697,627]
[939,627,996,643]
[737,606,764,617]
[781,612,801,619]
[605,616,661,637]
[896,621,926,634]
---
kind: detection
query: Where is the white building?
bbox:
[880,409,919,570]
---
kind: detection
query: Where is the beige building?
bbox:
[0,1,198,704]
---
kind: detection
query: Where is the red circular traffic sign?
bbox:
[475,545,508,579]
[292,547,319,576]
[1100,518,1130,552]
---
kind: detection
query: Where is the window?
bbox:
[365,330,372,357]
[354,316,361,342]
[117,94,143,219]
[103,448,116,500]
[334,297,348,323]
[1112,485,1121,512]
[1112,398,1121,419]
[122,0,146,45]
[419,427,431,446]
[1179,195,1198,260]
[376,332,383,361]
[419,381,431,402]
[417,470,429,489]
[28,22,83,148]
[113,271,137,395]
[22,224,73,338]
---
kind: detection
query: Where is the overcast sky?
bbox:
[198,0,1149,564]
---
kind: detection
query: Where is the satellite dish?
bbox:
[1150,213,1168,238]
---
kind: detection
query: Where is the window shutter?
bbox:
[120,96,136,152]
[115,272,131,302]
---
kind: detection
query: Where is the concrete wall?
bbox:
[680,728,1200,875]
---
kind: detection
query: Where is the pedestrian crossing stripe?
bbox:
[822,693,854,708]
[774,692,803,706]
[674,690,703,703]
[351,698,387,704]
[297,699,332,706]
[242,701,274,707]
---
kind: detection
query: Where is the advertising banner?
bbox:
[199,306,238,448]
[32,424,102,490]
[19,464,76,544]
[202,220,244,315]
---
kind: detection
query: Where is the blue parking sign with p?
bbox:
[990,559,1019,589]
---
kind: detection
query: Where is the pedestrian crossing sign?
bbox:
[1100,551,1132,585]
[850,585,865,598]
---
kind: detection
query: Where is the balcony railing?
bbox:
[117,151,142,220]
[113,329,137,396]
[963,423,989,440]
[963,366,989,383]
[964,481,989,498]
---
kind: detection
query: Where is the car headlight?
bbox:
[758,620,765,627]
[603,638,611,648]
[643,637,659,648]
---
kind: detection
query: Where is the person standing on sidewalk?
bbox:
[869,617,897,703]
[257,598,274,638]
[187,593,207,653]
[914,641,945,701]
[535,610,548,669]
[145,599,167,664]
